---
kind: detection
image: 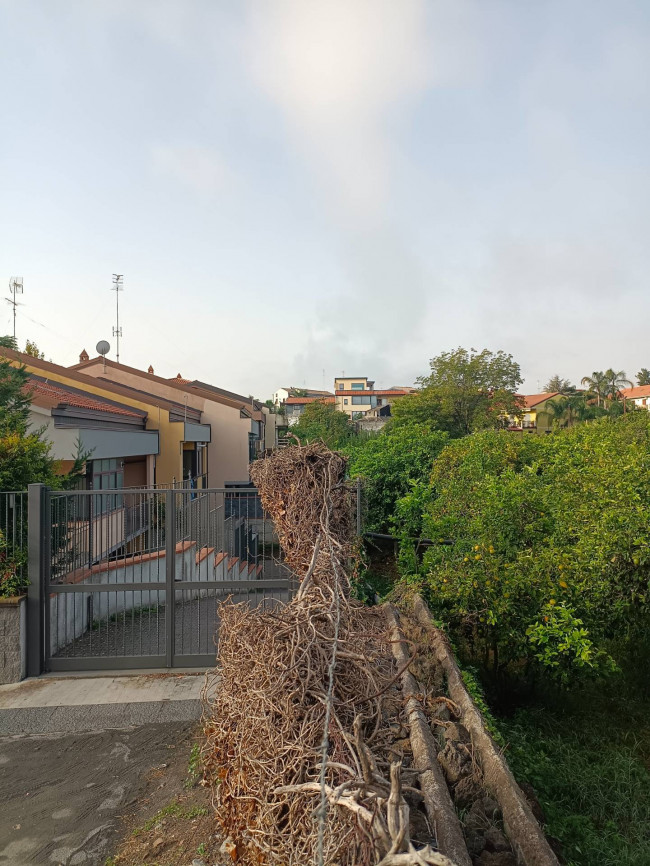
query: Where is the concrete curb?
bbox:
[0,699,201,735]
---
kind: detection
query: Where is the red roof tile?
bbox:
[285,396,336,405]
[29,378,143,418]
[519,392,560,409]
[620,385,650,399]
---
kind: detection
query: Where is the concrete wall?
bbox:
[0,597,26,684]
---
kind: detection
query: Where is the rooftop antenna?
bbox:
[111,274,123,363]
[96,339,110,374]
[7,277,23,342]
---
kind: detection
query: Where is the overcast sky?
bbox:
[2,1,649,397]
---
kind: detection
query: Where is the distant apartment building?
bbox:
[281,376,413,426]
[333,376,413,420]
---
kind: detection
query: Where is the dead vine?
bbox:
[202,442,459,866]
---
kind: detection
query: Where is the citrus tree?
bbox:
[399,416,650,684]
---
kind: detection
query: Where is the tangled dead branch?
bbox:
[202,442,455,865]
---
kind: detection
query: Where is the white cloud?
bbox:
[245,0,481,222]
[151,145,230,197]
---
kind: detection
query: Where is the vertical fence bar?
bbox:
[27,483,46,677]
[165,488,176,667]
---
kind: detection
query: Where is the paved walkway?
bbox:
[0,673,205,735]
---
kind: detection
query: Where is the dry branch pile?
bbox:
[202,443,450,866]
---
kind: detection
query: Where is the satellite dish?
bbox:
[96,340,110,357]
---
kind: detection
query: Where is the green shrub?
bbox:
[346,423,448,533]
[402,415,650,684]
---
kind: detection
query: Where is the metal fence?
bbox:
[0,491,28,587]
[31,486,293,671]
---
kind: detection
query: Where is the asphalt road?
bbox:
[0,722,195,866]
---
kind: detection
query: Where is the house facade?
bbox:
[507,392,562,433]
[1,347,207,488]
[28,375,159,487]
[619,385,650,410]
[71,357,262,487]
[333,377,412,420]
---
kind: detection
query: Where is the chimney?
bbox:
[79,349,89,362]
[148,365,154,374]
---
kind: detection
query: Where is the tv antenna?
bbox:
[96,339,111,373]
[7,277,23,342]
[111,274,123,363]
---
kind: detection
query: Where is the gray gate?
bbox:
[28,485,293,672]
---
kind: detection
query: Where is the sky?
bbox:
[1,0,649,398]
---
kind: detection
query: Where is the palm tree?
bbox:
[580,371,608,407]
[603,369,632,402]
[539,397,569,429]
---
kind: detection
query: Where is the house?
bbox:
[28,375,159,487]
[619,385,650,410]
[0,346,209,488]
[332,376,413,420]
[507,392,562,433]
[284,395,335,426]
[70,356,265,486]
[272,386,332,406]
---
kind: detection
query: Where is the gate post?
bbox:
[27,483,46,677]
[165,489,176,667]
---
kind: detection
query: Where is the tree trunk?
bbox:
[412,595,560,866]
[384,603,472,866]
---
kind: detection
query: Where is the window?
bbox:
[351,382,365,390]
[344,398,348,405]
[337,382,344,390]
[92,458,123,513]
[352,395,368,405]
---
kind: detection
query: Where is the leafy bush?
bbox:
[399,415,650,684]
[0,539,27,598]
[346,423,449,533]
[292,401,353,450]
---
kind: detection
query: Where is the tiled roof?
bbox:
[333,389,412,397]
[279,387,333,396]
[519,392,560,409]
[29,378,143,418]
[620,385,650,399]
[285,396,336,405]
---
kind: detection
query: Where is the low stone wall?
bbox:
[0,597,26,684]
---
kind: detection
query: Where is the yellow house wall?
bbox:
[334,395,372,415]
[77,362,251,486]
[334,377,369,391]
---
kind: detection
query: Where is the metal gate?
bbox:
[29,485,293,672]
